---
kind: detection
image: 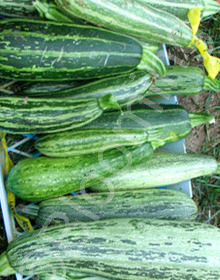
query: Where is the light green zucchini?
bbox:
[6,143,153,201]
[138,0,220,21]
[90,152,220,192]
[1,218,220,279]
[0,19,165,81]
[55,0,194,47]
[54,0,220,23]
[15,189,198,227]
[0,94,120,134]
[35,104,214,157]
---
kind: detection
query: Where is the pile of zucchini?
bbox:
[0,1,220,280]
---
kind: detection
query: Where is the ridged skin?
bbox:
[91,153,219,192]
[56,0,193,46]
[6,143,153,201]
[16,189,198,226]
[0,95,104,134]
[3,218,220,279]
[0,19,144,81]
[138,0,220,21]
[35,105,192,156]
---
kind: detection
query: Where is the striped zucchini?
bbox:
[0,19,165,81]
[55,0,194,47]
[35,104,214,157]
[1,218,220,279]
[90,152,220,192]
[33,0,86,23]
[16,70,153,107]
[16,189,198,226]
[0,0,38,18]
[0,94,120,134]
[137,0,220,21]
[147,65,220,96]
[13,80,85,96]
[6,143,153,201]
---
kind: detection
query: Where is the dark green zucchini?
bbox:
[35,104,214,157]
[16,189,198,226]
[0,0,38,18]
[0,94,120,134]
[0,19,165,81]
[1,218,220,279]
[6,143,153,201]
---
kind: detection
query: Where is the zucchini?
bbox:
[38,274,106,280]
[1,218,220,279]
[6,143,153,201]
[35,104,214,157]
[0,0,38,18]
[55,0,193,47]
[147,65,220,96]
[0,19,165,81]
[33,0,85,23]
[137,0,220,21]
[0,94,120,134]
[90,152,220,192]
[16,189,198,227]
[13,80,86,96]
[16,70,153,107]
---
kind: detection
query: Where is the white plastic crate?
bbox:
[0,44,192,280]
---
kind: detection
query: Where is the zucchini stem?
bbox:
[137,45,166,76]
[189,112,215,128]
[98,94,121,111]
[0,252,16,276]
[204,76,220,92]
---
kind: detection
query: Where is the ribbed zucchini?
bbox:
[138,0,220,21]
[0,94,120,134]
[16,189,198,226]
[35,104,214,157]
[0,19,165,81]
[147,65,220,96]
[16,70,153,108]
[90,152,220,192]
[55,0,193,47]
[1,218,220,279]
[6,143,153,201]
[0,0,38,18]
